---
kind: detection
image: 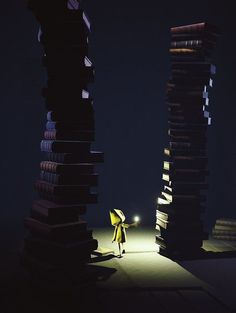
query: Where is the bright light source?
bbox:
[134,216,140,223]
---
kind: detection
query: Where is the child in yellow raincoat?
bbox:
[109,208,139,258]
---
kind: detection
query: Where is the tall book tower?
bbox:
[156,23,219,258]
[22,0,103,278]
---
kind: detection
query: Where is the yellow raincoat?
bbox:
[110,209,130,243]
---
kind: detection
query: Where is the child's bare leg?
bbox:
[118,243,122,257]
[122,243,125,254]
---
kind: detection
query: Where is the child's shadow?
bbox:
[89,254,116,264]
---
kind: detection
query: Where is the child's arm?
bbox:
[123,222,139,228]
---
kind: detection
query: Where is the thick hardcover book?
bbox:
[44,44,88,60]
[43,89,90,107]
[156,208,201,222]
[215,218,236,227]
[40,161,94,174]
[170,22,219,35]
[45,65,94,83]
[24,236,98,265]
[25,217,87,234]
[45,67,94,81]
[161,191,206,205]
[164,182,208,194]
[168,134,207,145]
[167,82,208,91]
[35,180,90,196]
[167,88,208,98]
[168,76,213,86]
[45,98,93,111]
[40,140,90,153]
[155,235,204,250]
[168,121,210,130]
[169,141,207,150]
[167,93,208,103]
[40,171,98,186]
[30,208,79,225]
[170,40,215,51]
[212,229,236,236]
[42,53,89,68]
[44,130,95,141]
[46,121,95,131]
[164,148,206,157]
[213,224,236,231]
[164,159,207,170]
[47,108,94,122]
[31,200,86,224]
[156,217,202,230]
[211,235,236,241]
[38,191,98,204]
[39,27,88,46]
[162,171,207,183]
[171,62,216,74]
[168,128,207,138]
[157,196,205,210]
[45,151,104,164]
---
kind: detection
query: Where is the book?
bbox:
[168,121,210,130]
[170,40,215,51]
[164,148,206,157]
[215,218,236,227]
[162,172,207,184]
[161,191,206,206]
[212,229,236,236]
[40,140,90,153]
[44,65,94,83]
[39,27,88,47]
[47,107,94,122]
[35,180,90,195]
[156,225,205,241]
[40,161,94,174]
[168,134,207,145]
[171,22,219,36]
[169,141,207,150]
[44,130,95,141]
[24,236,98,265]
[40,171,98,186]
[157,196,205,212]
[164,182,208,194]
[211,235,236,241]
[164,159,207,170]
[156,208,201,222]
[46,121,95,132]
[171,62,216,74]
[44,151,104,164]
[213,224,236,231]
[31,199,86,225]
[25,217,87,235]
[37,191,98,204]
[45,98,94,111]
[169,77,213,87]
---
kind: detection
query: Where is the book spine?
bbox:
[40,161,58,173]
[171,23,206,34]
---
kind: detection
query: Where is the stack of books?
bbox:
[156,22,219,258]
[22,0,103,272]
[212,218,236,241]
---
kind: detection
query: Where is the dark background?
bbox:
[0,0,235,242]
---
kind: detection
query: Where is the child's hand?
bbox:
[134,221,140,227]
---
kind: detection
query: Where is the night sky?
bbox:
[0,0,236,238]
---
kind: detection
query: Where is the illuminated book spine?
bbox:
[156,22,219,258]
[22,0,103,277]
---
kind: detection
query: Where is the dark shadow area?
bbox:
[171,249,236,261]
[2,264,117,313]
[89,254,117,263]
